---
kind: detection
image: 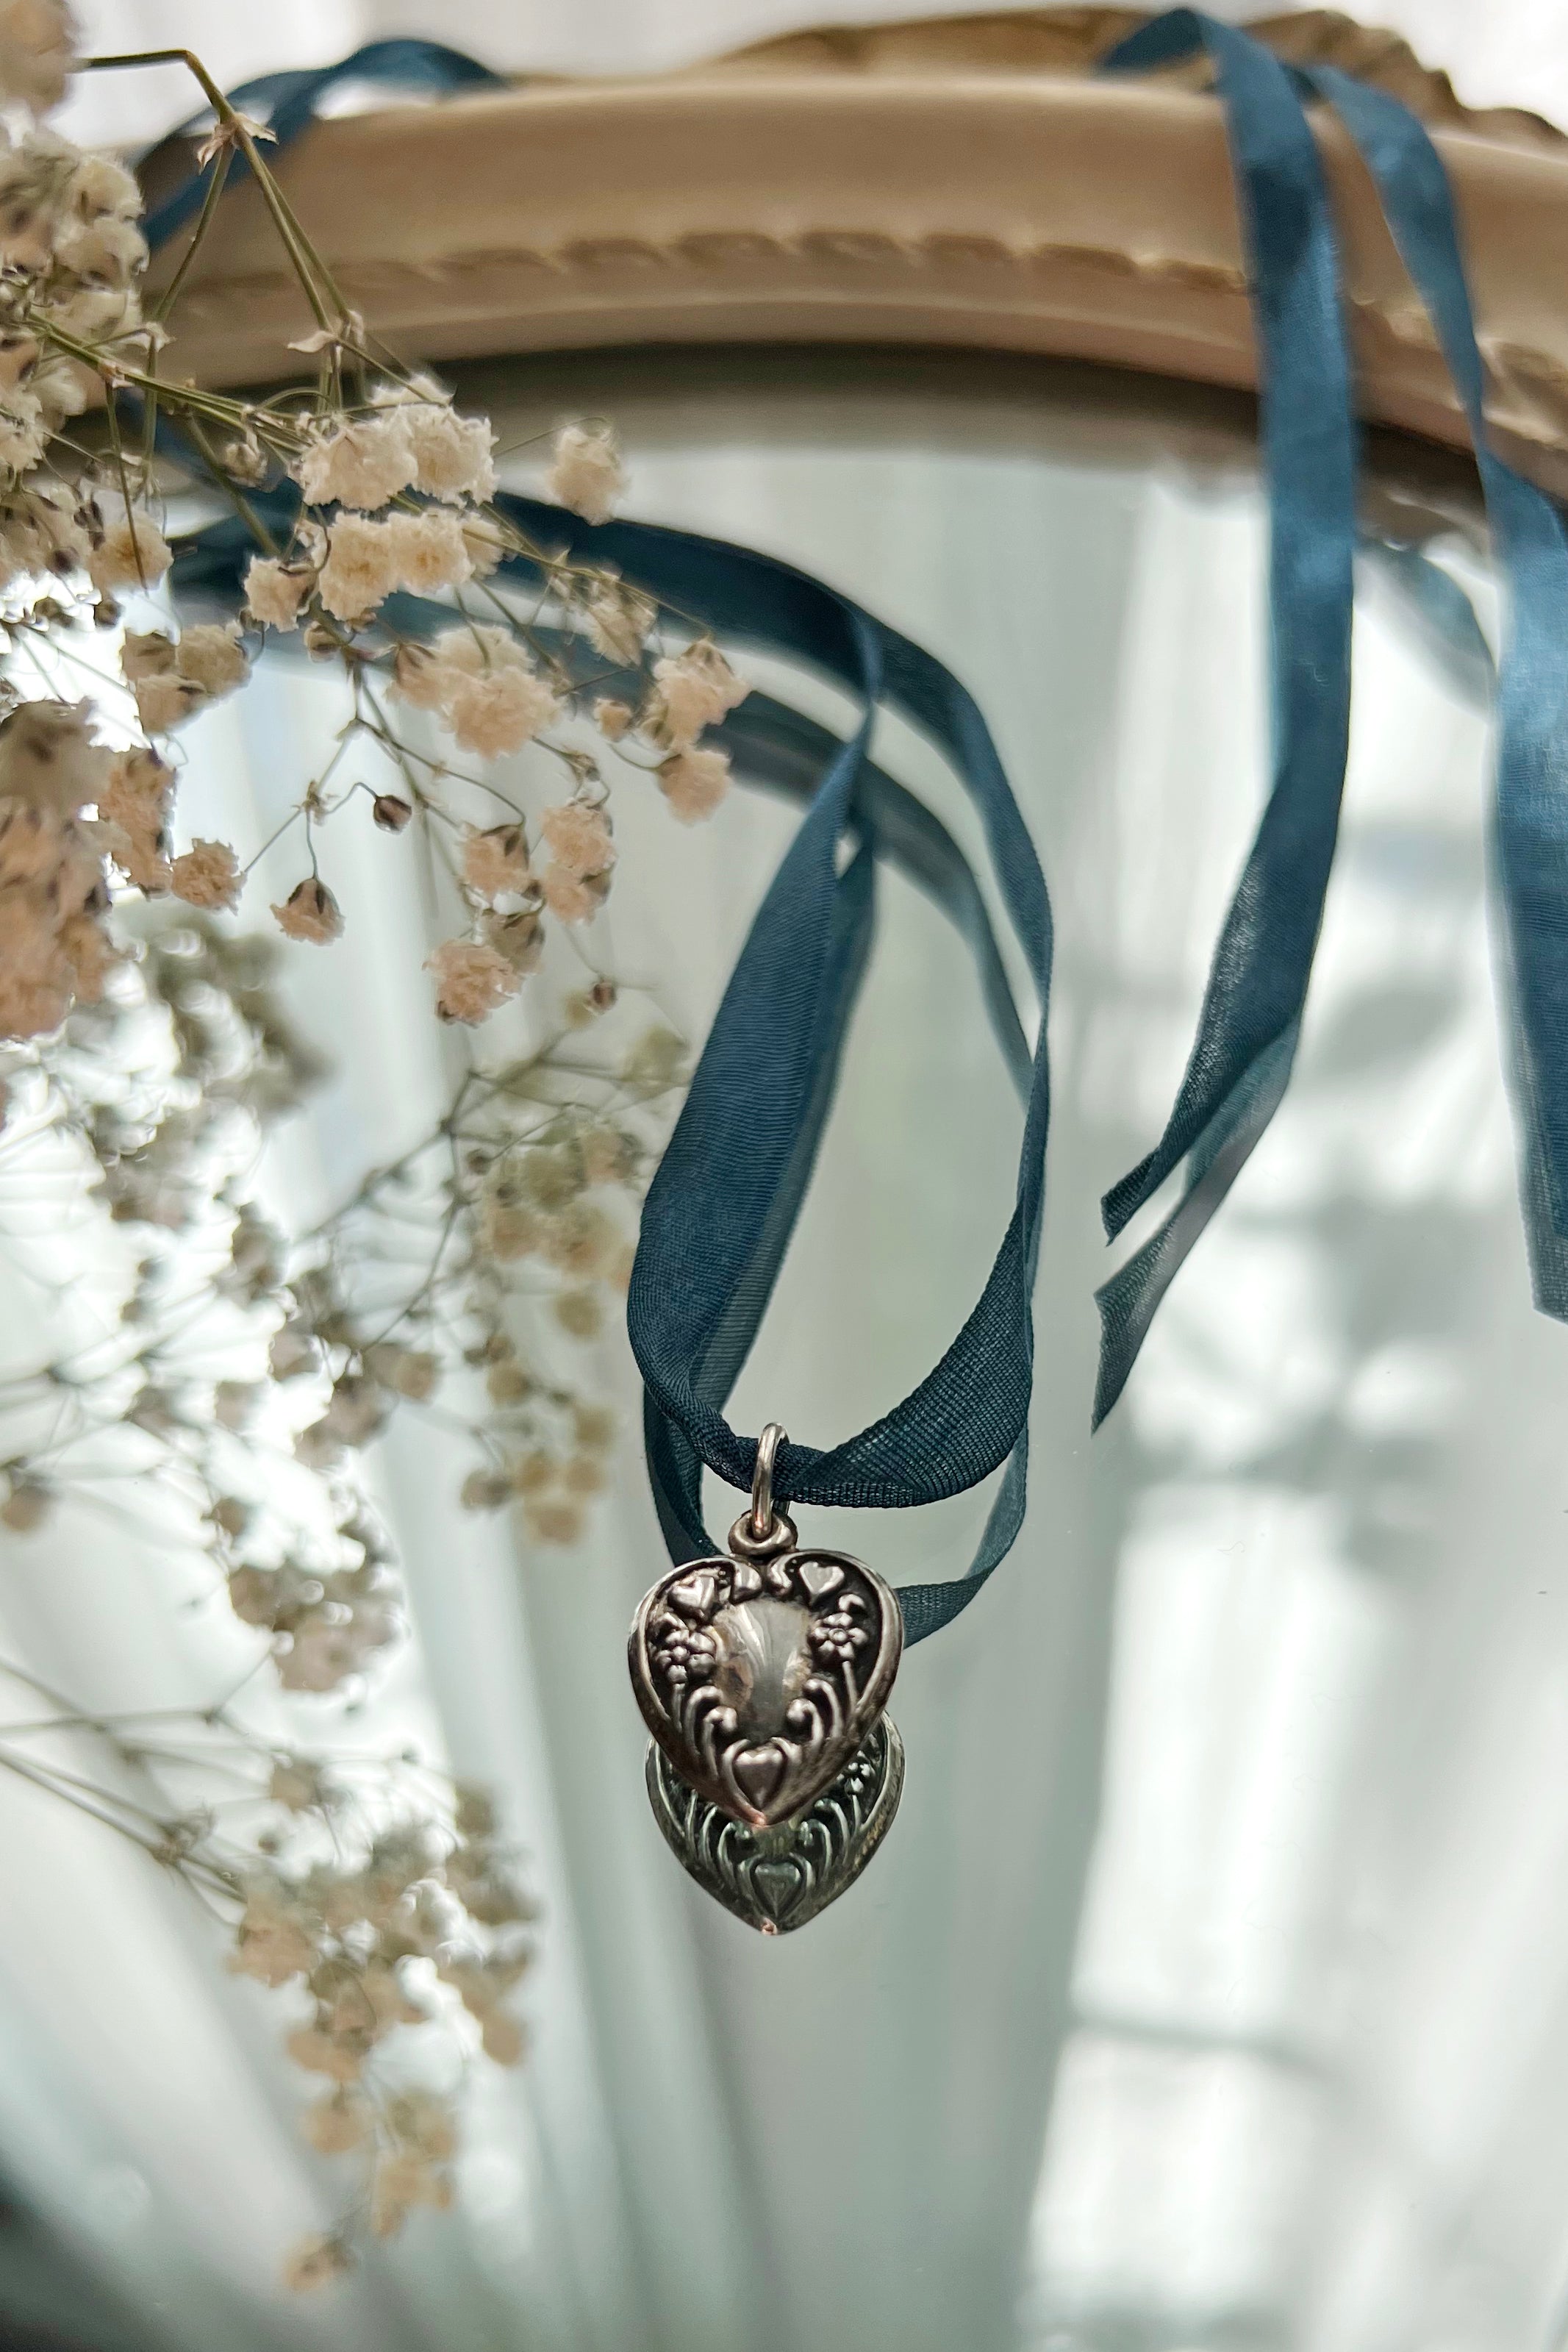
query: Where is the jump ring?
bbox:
[749,1421,786,1541]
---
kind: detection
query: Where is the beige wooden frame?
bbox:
[146,8,1568,493]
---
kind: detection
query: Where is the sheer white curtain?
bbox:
[55,0,1568,146]
[7,4,1568,2351]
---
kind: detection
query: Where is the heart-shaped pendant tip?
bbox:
[645,1717,904,1933]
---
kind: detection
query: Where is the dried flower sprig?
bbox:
[0,921,409,1690]
[290,992,689,1546]
[0,918,683,1659]
[0,1651,534,2284]
[0,24,728,2298]
[0,29,748,1048]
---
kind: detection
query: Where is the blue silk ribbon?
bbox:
[146,23,1568,1639]
[1092,12,1358,1424]
[1295,63,1568,1315]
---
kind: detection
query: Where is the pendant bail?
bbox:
[748,1420,784,1542]
[728,1420,796,1560]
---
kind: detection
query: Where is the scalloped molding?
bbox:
[146,10,1568,488]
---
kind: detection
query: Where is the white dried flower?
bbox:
[295,412,416,511]
[271,877,343,944]
[48,281,139,345]
[244,554,313,630]
[87,503,171,595]
[282,2234,354,2293]
[361,1340,439,1401]
[536,1198,617,1277]
[0,482,89,585]
[645,639,748,748]
[545,422,625,525]
[390,640,449,711]
[230,1881,316,1987]
[417,623,509,678]
[268,1756,332,1814]
[426,938,521,1025]
[480,907,543,974]
[318,515,400,621]
[523,1495,584,1549]
[99,752,171,837]
[0,387,45,475]
[130,675,186,734]
[554,1287,603,1340]
[0,793,87,884]
[404,401,496,502]
[0,0,76,117]
[99,746,171,891]
[169,838,240,911]
[370,2149,452,2239]
[0,332,37,391]
[67,152,140,224]
[0,698,107,815]
[302,2090,370,2156]
[658,745,731,823]
[121,629,187,733]
[0,146,60,271]
[397,632,563,757]
[461,512,506,575]
[462,823,530,901]
[452,667,560,759]
[276,1618,362,1694]
[538,801,614,879]
[53,211,145,286]
[582,575,656,666]
[386,507,472,595]
[175,621,248,699]
[623,1023,687,1087]
[462,1468,512,1511]
[593,696,634,741]
[541,865,609,926]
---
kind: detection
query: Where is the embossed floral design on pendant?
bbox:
[629,1545,902,1827]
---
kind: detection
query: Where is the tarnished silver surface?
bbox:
[628,1422,903,1831]
[629,1543,903,1827]
[645,1717,905,1934]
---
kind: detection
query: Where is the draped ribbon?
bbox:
[146,22,1568,1640]
[1092,12,1358,1423]
[1293,63,1568,1314]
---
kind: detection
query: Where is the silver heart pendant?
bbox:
[627,1424,903,1831]
[645,1717,904,1934]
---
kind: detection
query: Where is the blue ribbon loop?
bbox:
[168,490,1056,1646]
[143,24,1568,1639]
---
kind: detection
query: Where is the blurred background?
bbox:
[49,0,1568,146]
[2,9,1568,2352]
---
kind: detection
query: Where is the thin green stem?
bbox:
[82,50,340,334]
[151,144,232,324]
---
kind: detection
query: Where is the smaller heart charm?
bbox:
[628,1540,903,1829]
[645,1718,905,1934]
